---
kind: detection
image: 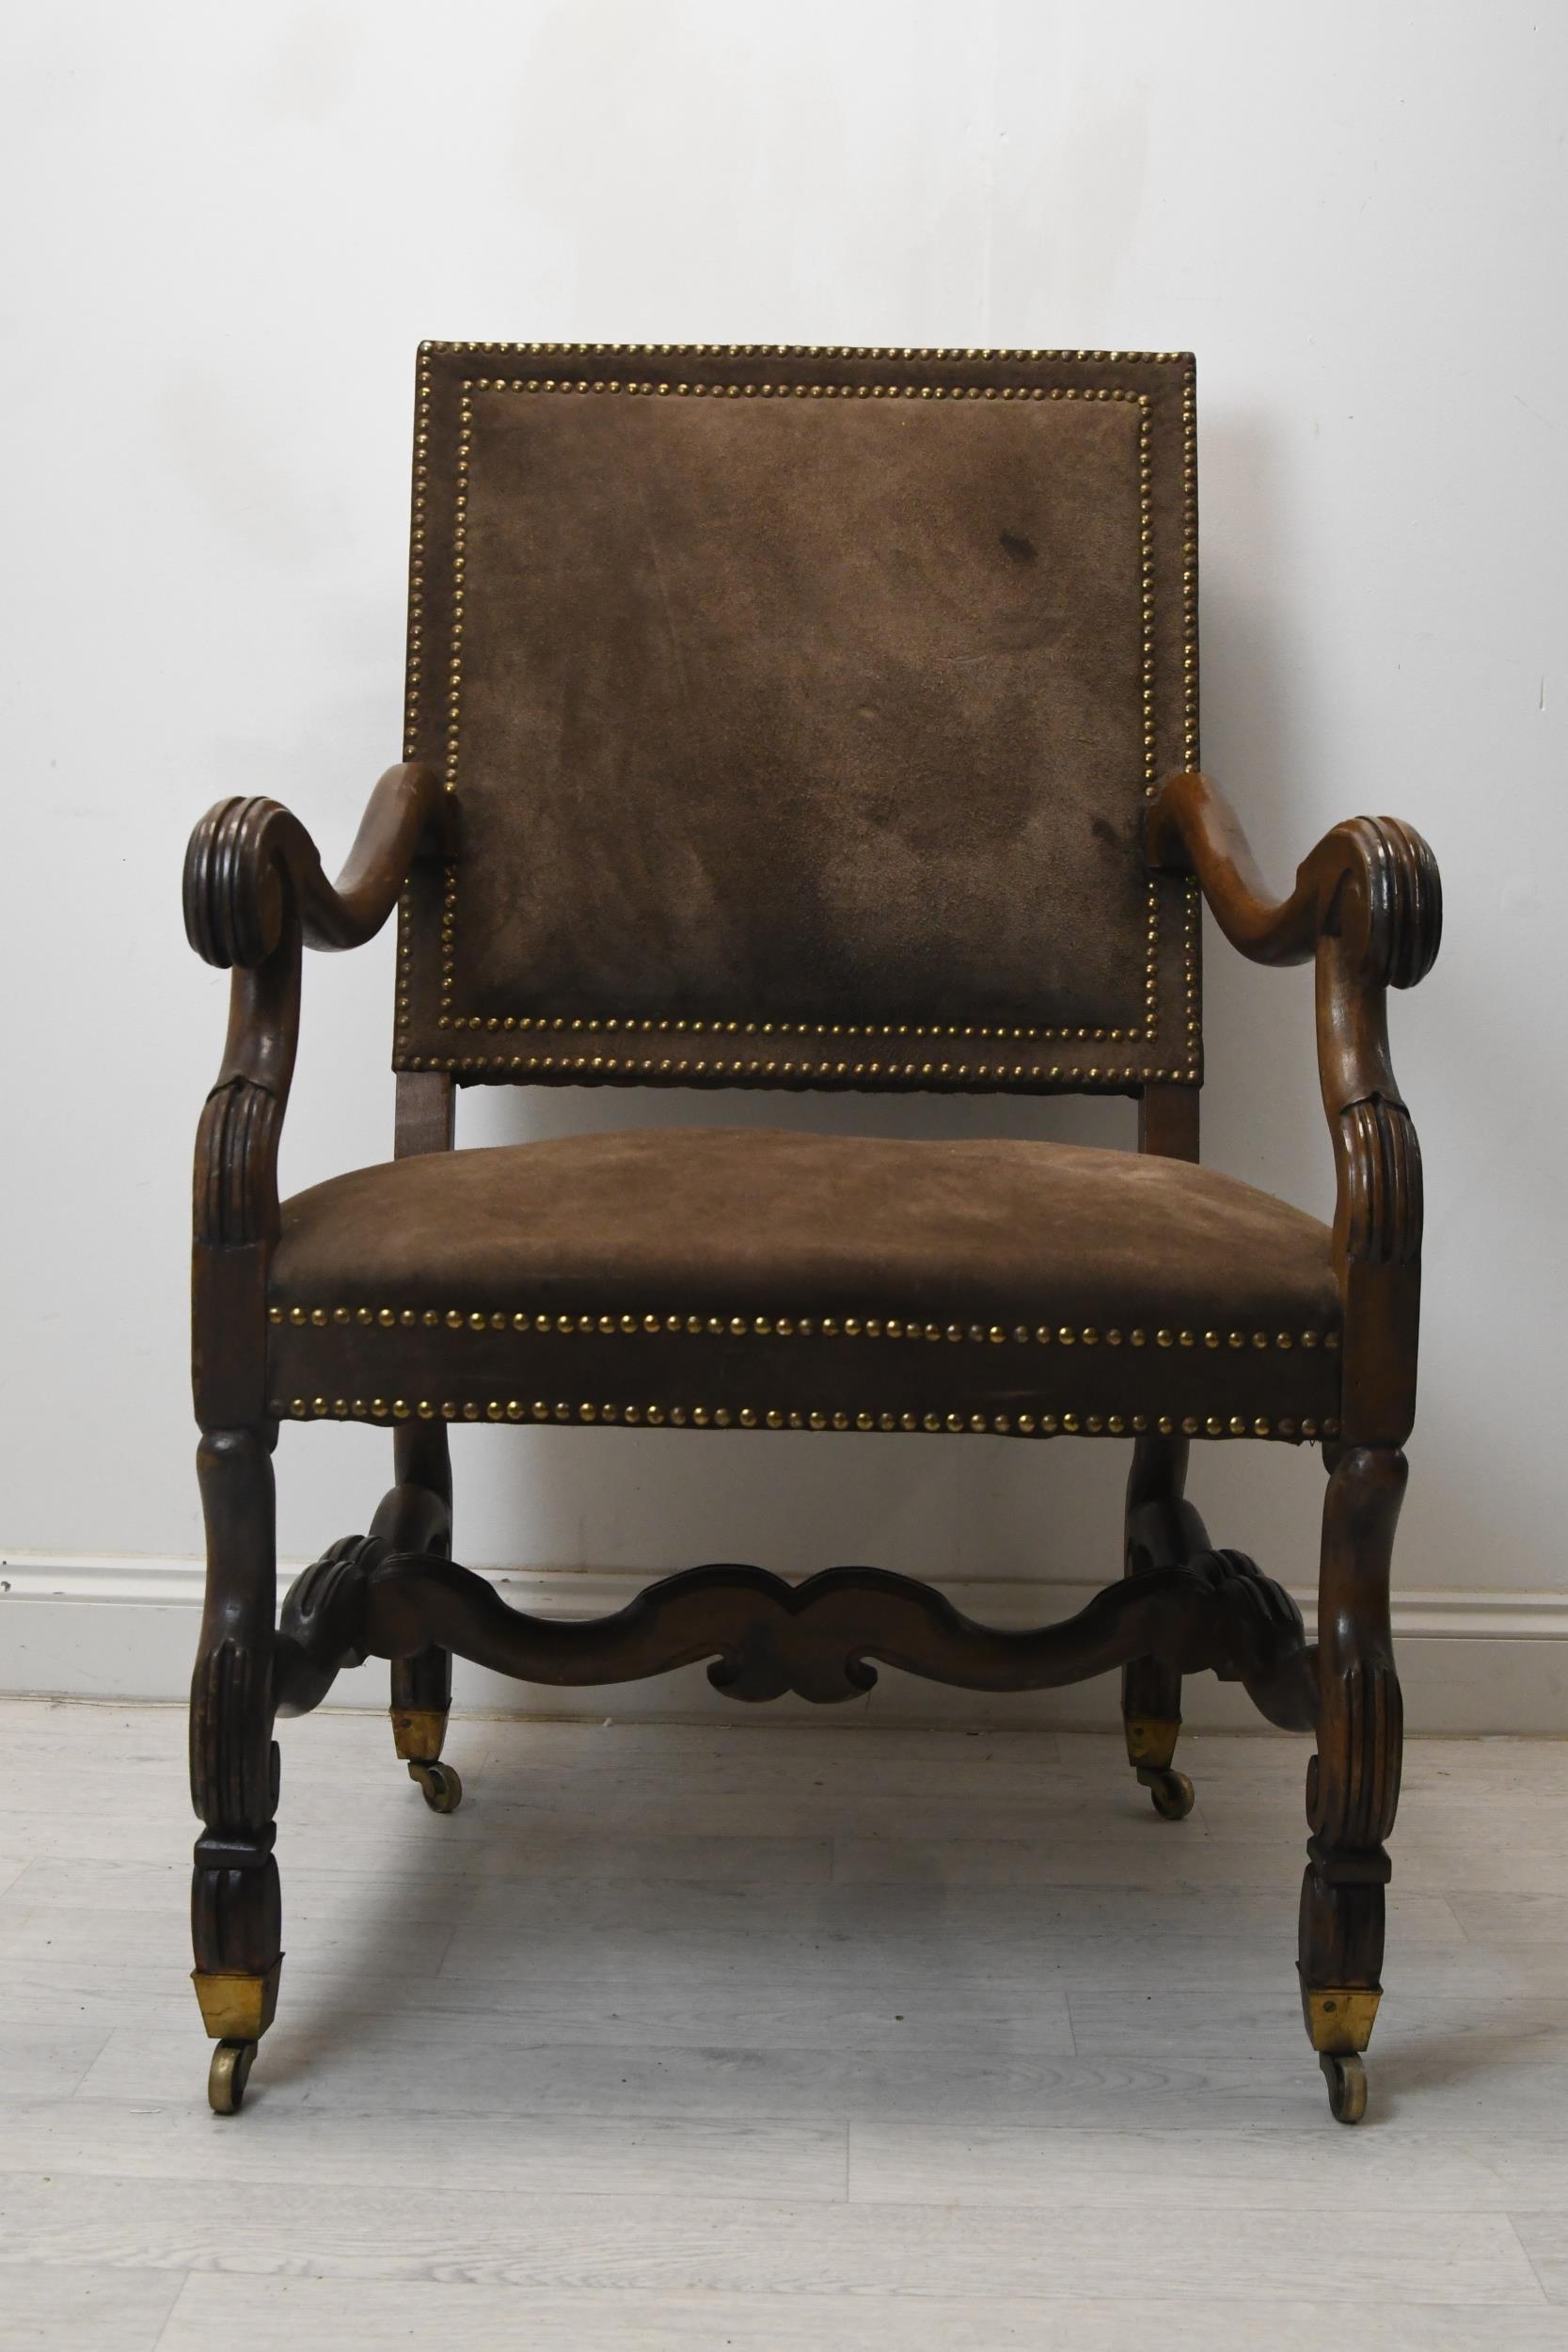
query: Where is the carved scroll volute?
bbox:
[183,796,298,971]
[1321,817,1442,995]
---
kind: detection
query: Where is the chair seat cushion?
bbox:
[267,1128,1342,1444]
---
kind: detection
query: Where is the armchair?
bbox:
[183,342,1439,2123]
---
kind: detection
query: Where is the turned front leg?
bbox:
[1300,1444,1405,2122]
[190,1426,282,2111]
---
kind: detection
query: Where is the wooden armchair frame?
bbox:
[185,756,1438,2122]
[182,342,1440,2123]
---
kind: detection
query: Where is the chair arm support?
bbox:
[1148,771,1442,1443]
[183,762,444,970]
[186,766,444,1381]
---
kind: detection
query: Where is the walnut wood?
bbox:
[187,769,444,1428]
[387,1071,457,1741]
[1299,1444,1406,2042]
[272,1538,1315,1718]
[1146,775,1441,983]
[1121,1434,1193,1744]
[1128,1085,1200,1747]
[394,1069,455,1160]
[183,766,446,972]
[189,1427,281,1979]
[377,1458,453,1741]
[180,391,1441,2119]
[186,767,449,2022]
[1147,771,1440,1447]
[1118,1436,1317,1735]
[1137,1082,1200,1163]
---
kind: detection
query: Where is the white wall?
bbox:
[2,1,1564,1717]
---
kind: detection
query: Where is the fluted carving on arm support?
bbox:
[1309,817,1438,1277]
[1148,773,1441,1442]
[195,1075,286,1250]
[1338,1098,1421,1267]
[185,765,443,1414]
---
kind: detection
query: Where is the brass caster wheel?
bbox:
[1320,2049,1368,2124]
[1138,1764,1195,1820]
[208,2039,257,2115]
[409,1758,463,1813]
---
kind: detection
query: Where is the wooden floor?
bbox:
[3,1697,1568,2347]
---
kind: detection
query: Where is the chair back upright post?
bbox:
[381,1069,458,1755]
[1137,1081,1199,1164]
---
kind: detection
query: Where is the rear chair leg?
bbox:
[1301,1444,1405,2124]
[380,1422,462,1814]
[1121,1434,1196,1820]
[392,1646,461,1812]
[190,1427,282,2115]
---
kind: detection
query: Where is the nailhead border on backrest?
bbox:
[394,342,1201,1095]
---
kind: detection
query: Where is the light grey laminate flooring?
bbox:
[2,1695,1566,2347]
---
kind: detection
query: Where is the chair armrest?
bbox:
[1148,771,1442,1445]
[183,763,444,969]
[186,767,443,1424]
[1148,770,1441,986]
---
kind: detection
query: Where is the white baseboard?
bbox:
[4,1554,1567,1734]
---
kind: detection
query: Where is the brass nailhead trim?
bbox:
[270,1303,1338,1353]
[419,342,1196,360]
[408,1051,1203,1085]
[403,347,1200,1086]
[442,386,1164,1061]
[397,340,436,1058]
[275,1392,1332,1441]
[435,964,1167,1051]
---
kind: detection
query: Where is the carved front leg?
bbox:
[1300,1444,1406,2122]
[190,1427,282,2112]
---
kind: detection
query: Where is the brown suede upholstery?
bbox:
[268,1132,1341,1441]
[396,343,1199,1094]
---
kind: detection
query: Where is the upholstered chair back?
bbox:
[395,342,1200,1097]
